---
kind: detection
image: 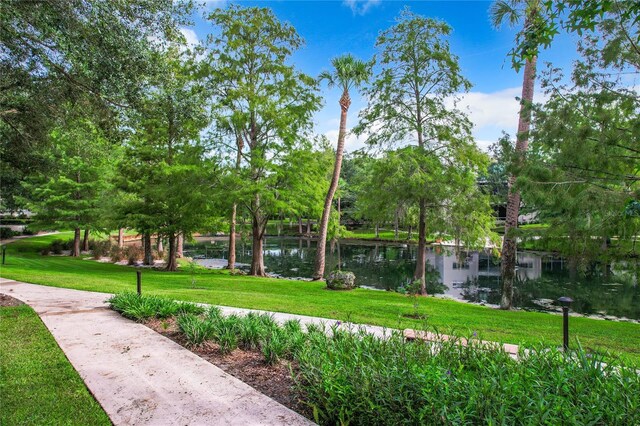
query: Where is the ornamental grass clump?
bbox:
[177,314,215,347]
[108,293,201,321]
[294,329,640,426]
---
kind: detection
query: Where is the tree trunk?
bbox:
[394,209,399,240]
[82,229,90,252]
[298,217,303,234]
[143,233,153,265]
[306,218,311,235]
[177,233,184,258]
[375,223,380,239]
[314,88,351,280]
[250,214,266,276]
[413,199,427,295]
[118,228,124,248]
[500,55,537,310]
[228,137,243,269]
[72,227,81,257]
[227,203,237,269]
[157,236,163,252]
[166,233,178,271]
[408,225,412,241]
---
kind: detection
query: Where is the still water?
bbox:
[185,236,640,320]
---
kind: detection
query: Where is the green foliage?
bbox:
[108,292,202,321]
[177,314,215,347]
[0,0,190,210]
[108,291,640,425]
[203,5,323,272]
[296,330,640,425]
[518,3,640,260]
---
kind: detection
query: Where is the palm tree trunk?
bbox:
[118,228,124,248]
[314,88,350,280]
[500,55,536,310]
[157,235,163,252]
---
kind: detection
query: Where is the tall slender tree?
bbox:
[490,0,541,309]
[204,5,321,276]
[355,8,472,294]
[313,55,370,280]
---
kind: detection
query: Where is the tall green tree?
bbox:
[24,108,112,256]
[518,1,639,266]
[0,0,190,210]
[203,5,321,276]
[355,8,475,294]
[313,54,371,280]
[115,48,215,271]
[490,0,542,309]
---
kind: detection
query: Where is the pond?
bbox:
[185,236,640,320]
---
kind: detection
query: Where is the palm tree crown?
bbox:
[319,54,371,95]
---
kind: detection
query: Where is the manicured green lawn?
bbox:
[0,303,110,425]
[2,233,639,363]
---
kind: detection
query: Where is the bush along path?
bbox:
[0,279,312,426]
[107,292,640,426]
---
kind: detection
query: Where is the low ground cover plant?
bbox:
[108,293,640,425]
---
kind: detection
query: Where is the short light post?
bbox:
[136,270,142,296]
[1,245,6,265]
[558,296,573,351]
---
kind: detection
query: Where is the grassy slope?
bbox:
[2,233,639,363]
[0,304,110,425]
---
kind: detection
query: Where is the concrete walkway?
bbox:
[0,278,313,426]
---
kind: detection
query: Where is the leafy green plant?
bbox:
[261,328,287,366]
[176,314,214,347]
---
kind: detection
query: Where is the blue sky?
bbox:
[182,0,579,152]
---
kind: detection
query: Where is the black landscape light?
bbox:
[558,296,573,351]
[136,270,142,296]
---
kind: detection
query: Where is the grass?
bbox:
[109,294,640,425]
[1,233,640,363]
[0,304,110,425]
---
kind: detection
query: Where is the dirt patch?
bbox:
[144,318,311,420]
[0,293,24,307]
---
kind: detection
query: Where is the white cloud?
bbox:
[342,0,381,16]
[179,27,199,47]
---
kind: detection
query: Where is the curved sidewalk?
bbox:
[0,278,313,426]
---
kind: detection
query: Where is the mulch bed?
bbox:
[0,294,24,307]
[144,318,312,420]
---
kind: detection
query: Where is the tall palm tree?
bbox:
[313,54,370,280]
[490,0,540,309]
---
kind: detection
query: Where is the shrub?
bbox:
[109,246,125,262]
[153,250,165,261]
[326,270,356,290]
[213,315,241,354]
[0,228,16,239]
[21,226,35,235]
[91,240,111,259]
[124,245,143,265]
[49,239,72,254]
